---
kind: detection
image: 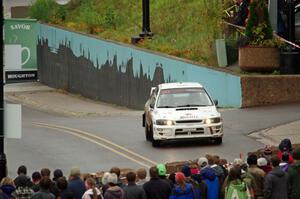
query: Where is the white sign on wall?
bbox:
[4,104,22,139]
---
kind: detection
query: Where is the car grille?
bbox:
[176,120,203,124]
[175,128,204,136]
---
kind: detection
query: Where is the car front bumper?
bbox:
[152,123,223,140]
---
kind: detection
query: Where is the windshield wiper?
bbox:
[157,105,176,108]
[176,104,208,107]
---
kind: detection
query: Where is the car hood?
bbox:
[153,106,220,120]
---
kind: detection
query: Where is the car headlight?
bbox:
[156,120,175,126]
[204,117,221,124]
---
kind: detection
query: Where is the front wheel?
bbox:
[145,123,153,141]
[213,137,223,145]
[152,140,161,147]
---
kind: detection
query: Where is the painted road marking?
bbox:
[32,122,158,168]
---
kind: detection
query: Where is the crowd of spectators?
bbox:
[1,138,300,199]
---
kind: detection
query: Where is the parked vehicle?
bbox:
[142,82,223,147]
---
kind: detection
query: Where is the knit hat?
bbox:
[175,172,185,183]
[53,169,63,179]
[257,157,268,167]
[198,157,208,168]
[181,165,191,177]
[107,173,118,185]
[247,154,258,165]
[157,164,167,176]
[292,148,300,160]
[32,171,41,181]
[69,167,80,177]
[233,158,244,166]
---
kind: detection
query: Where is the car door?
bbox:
[145,88,157,127]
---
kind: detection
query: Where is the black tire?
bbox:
[145,123,153,141]
[214,137,223,145]
[152,140,161,147]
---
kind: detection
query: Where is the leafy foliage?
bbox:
[244,0,278,47]
[29,0,224,66]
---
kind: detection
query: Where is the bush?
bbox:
[29,0,61,23]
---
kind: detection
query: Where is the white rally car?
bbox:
[142,82,223,147]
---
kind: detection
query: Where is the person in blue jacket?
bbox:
[199,157,219,199]
[169,172,195,199]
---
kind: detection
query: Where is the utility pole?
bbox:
[0,0,7,181]
[140,0,153,37]
[132,0,153,44]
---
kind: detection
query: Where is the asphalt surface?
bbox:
[6,102,300,178]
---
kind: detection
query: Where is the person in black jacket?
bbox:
[143,167,171,199]
[57,177,74,199]
[123,171,146,199]
[264,156,290,199]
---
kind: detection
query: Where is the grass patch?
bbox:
[30,0,225,66]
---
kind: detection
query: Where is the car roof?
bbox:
[158,82,203,90]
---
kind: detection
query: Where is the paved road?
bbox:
[6,102,300,178]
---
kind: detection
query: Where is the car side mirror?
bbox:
[150,103,154,109]
[213,100,218,106]
[150,87,156,96]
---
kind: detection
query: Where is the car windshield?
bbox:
[156,88,213,108]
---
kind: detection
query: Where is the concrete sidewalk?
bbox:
[4,82,300,146]
[4,82,141,117]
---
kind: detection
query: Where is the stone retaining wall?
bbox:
[241,75,300,107]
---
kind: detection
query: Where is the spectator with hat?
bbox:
[181,165,206,199]
[68,167,86,199]
[257,157,272,174]
[264,156,289,199]
[288,148,300,199]
[277,138,294,164]
[143,166,171,199]
[198,156,219,199]
[279,152,291,172]
[53,169,64,182]
[169,172,195,199]
[157,164,173,188]
[103,173,125,199]
[247,154,265,199]
[110,167,124,188]
[31,171,41,192]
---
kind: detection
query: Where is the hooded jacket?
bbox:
[201,167,219,199]
[288,161,300,199]
[264,166,289,199]
[0,184,15,198]
[123,182,146,199]
[169,183,195,199]
[104,186,126,199]
[225,179,251,199]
